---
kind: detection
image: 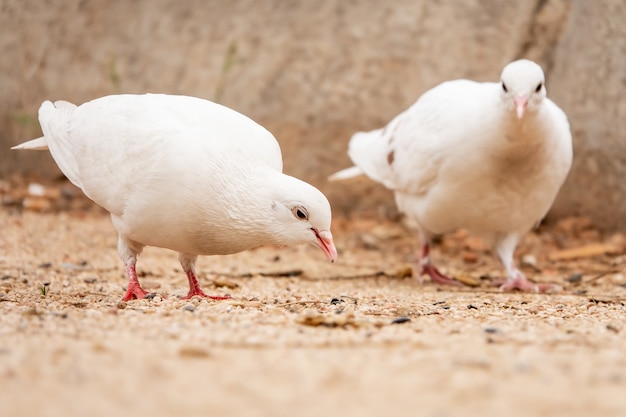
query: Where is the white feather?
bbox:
[13,94,337,298]
[333,59,573,291]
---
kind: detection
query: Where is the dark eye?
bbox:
[292,206,308,220]
[535,83,542,93]
[502,82,508,92]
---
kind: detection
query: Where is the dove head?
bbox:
[268,174,337,263]
[500,59,546,119]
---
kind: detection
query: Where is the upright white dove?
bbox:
[13,94,337,301]
[330,59,572,292]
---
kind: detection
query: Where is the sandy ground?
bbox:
[1,204,626,417]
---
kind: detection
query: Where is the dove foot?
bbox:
[418,242,463,286]
[121,264,149,301]
[121,283,149,301]
[183,269,231,300]
[181,289,232,300]
[422,263,463,286]
[498,275,560,293]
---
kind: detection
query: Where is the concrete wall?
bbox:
[1,0,624,229]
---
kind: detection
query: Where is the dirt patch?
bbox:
[1,182,625,417]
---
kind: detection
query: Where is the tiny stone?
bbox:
[144,292,158,300]
[606,324,620,333]
[27,183,46,197]
[391,316,411,324]
[182,304,196,312]
[116,301,127,309]
[467,304,478,310]
[521,254,537,267]
[330,298,344,305]
[38,262,53,269]
[83,277,97,284]
[484,327,499,334]
[179,346,211,358]
[566,273,583,283]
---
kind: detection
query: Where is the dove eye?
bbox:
[501,82,508,93]
[292,206,309,221]
[535,83,543,93]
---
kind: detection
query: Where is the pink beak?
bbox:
[514,96,528,119]
[313,229,338,263]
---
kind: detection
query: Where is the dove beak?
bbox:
[514,95,528,119]
[312,229,337,263]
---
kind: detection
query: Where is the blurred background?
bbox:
[1,0,624,229]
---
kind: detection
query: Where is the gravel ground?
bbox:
[1,204,626,417]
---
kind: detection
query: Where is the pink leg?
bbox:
[419,243,462,286]
[182,268,231,300]
[121,263,149,301]
[179,254,231,300]
[495,234,560,293]
[498,264,559,293]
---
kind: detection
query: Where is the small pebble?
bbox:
[330,298,344,305]
[391,317,411,324]
[566,273,583,283]
[484,327,499,334]
[521,254,537,267]
[179,346,211,358]
[182,304,196,312]
[467,304,478,310]
[27,183,46,197]
[116,301,127,309]
[144,292,158,300]
[606,324,620,333]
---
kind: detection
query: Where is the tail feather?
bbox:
[11,136,48,150]
[10,100,76,151]
[53,100,77,110]
[344,126,397,189]
[13,100,82,189]
[328,166,364,181]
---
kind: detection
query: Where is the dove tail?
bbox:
[11,136,48,150]
[10,100,76,151]
[11,100,77,151]
[17,100,83,189]
[328,166,364,181]
[344,126,397,188]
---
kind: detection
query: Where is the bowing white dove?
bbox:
[330,59,572,292]
[13,94,337,301]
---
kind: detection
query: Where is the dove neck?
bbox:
[220,170,307,246]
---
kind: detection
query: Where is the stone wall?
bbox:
[1,0,624,229]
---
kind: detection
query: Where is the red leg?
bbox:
[181,261,231,300]
[121,264,149,301]
[419,243,462,286]
[179,253,232,300]
[499,266,560,293]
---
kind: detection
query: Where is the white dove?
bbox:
[330,59,572,292]
[13,94,337,301]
